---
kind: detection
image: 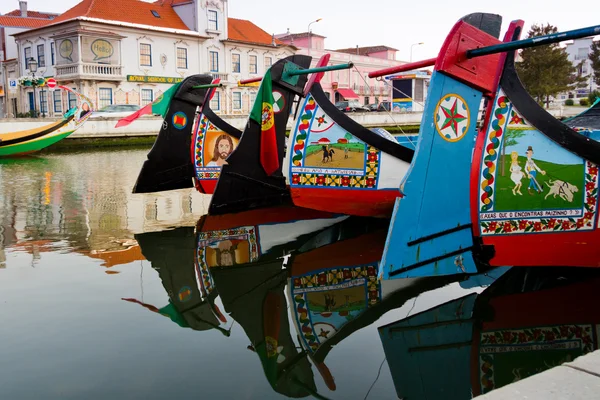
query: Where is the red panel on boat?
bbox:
[435,20,502,94]
[336,88,359,99]
[291,187,401,218]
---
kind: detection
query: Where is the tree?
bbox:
[590,40,600,86]
[516,24,586,108]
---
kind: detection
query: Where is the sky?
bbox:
[1,0,598,62]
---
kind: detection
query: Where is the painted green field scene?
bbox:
[494,155,584,211]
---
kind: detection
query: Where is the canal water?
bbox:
[1,148,598,399]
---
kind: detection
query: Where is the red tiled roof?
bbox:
[0,16,51,28]
[153,0,193,5]
[48,0,190,31]
[5,9,58,18]
[227,17,282,47]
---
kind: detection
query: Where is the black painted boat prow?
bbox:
[208,55,312,215]
[500,49,600,165]
[132,74,213,194]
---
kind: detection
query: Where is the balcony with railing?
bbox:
[55,63,124,81]
[204,72,229,82]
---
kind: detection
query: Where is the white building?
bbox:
[564,37,598,99]
[11,0,297,117]
[0,1,58,117]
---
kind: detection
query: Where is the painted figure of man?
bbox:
[525,146,546,194]
[207,134,234,167]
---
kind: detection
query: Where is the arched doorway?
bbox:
[334,91,341,103]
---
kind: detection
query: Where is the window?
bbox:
[53,91,62,113]
[249,55,257,74]
[249,91,256,107]
[210,91,220,111]
[414,80,424,102]
[68,89,77,110]
[232,53,240,73]
[576,47,588,60]
[140,43,152,66]
[37,44,45,67]
[208,10,218,30]
[24,47,31,68]
[141,89,153,106]
[51,42,55,65]
[264,56,272,71]
[176,47,188,69]
[209,51,219,72]
[364,97,369,105]
[151,10,160,18]
[232,92,241,110]
[39,90,48,114]
[99,88,113,109]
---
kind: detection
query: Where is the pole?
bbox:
[467,24,600,59]
[286,62,353,77]
[368,57,436,78]
[239,77,263,85]
[191,83,223,89]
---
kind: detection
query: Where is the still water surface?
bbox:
[1,149,598,399]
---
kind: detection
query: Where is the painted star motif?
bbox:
[318,328,330,338]
[440,99,466,136]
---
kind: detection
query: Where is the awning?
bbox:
[336,88,359,99]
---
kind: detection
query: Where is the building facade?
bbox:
[0,1,57,117]
[564,38,598,100]
[276,31,417,108]
[11,0,297,117]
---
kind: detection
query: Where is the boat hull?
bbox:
[0,129,74,157]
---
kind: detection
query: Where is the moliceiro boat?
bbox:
[378,266,600,399]
[131,53,418,217]
[373,14,600,279]
[0,86,94,157]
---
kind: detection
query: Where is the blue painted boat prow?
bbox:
[380,71,484,280]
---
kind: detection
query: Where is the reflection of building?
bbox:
[11,0,296,117]
[564,38,598,99]
[0,1,58,117]
[276,31,405,106]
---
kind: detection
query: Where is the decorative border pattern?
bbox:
[479,324,596,394]
[478,92,599,235]
[194,115,222,181]
[291,264,380,353]
[195,245,215,296]
[291,145,380,188]
[291,97,316,167]
[290,95,381,189]
[480,94,510,213]
[481,162,598,235]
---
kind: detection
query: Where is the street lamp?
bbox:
[307,18,322,56]
[28,57,38,118]
[410,42,424,62]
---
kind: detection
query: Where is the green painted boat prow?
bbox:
[0,130,75,157]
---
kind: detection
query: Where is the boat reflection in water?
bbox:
[128,205,512,398]
[379,266,600,400]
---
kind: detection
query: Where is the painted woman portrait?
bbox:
[206,134,234,167]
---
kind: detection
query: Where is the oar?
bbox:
[467,24,600,58]
[369,24,600,78]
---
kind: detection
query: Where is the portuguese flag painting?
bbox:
[115,82,181,128]
[249,70,279,176]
